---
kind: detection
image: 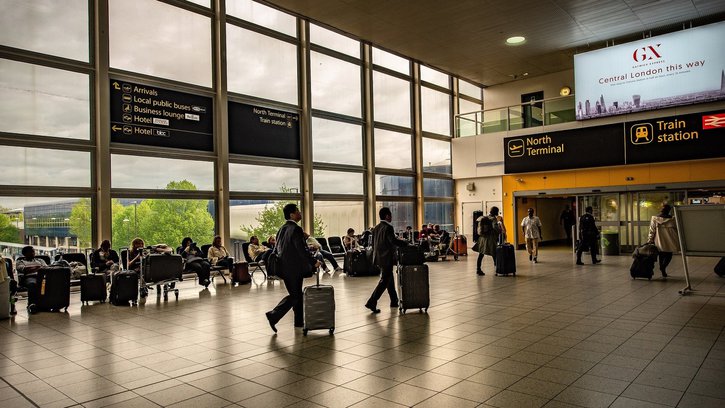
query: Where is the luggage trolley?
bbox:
[139,248,182,301]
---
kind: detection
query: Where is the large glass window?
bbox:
[226,0,296,37]
[111,155,214,190]
[312,118,362,166]
[423,178,453,197]
[424,202,453,230]
[459,79,482,100]
[1,146,90,187]
[310,51,361,118]
[228,164,299,193]
[226,26,298,104]
[313,170,363,195]
[372,47,409,75]
[0,59,89,140]
[376,175,414,197]
[112,198,215,252]
[109,0,212,87]
[373,71,411,128]
[315,201,364,237]
[420,66,449,89]
[421,87,451,136]
[0,196,91,252]
[422,138,452,174]
[230,200,324,240]
[374,129,412,170]
[460,98,482,115]
[309,24,359,58]
[0,0,89,61]
[376,201,414,232]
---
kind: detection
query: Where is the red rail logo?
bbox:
[702,113,725,129]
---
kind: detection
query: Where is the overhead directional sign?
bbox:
[228,102,300,160]
[110,80,213,151]
[625,110,725,164]
[504,124,625,173]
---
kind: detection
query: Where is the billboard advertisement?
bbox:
[574,21,725,120]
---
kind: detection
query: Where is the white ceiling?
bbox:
[262,0,725,86]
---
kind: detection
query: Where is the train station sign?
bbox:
[110,80,213,151]
[228,102,300,160]
[625,111,725,164]
[504,124,625,173]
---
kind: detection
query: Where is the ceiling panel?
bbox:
[262,0,725,86]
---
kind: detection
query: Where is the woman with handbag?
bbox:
[647,204,680,278]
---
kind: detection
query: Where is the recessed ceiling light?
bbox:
[506,36,526,45]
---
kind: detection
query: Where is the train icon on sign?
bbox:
[507,139,525,157]
[630,123,654,144]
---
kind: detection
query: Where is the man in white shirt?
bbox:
[521,208,543,263]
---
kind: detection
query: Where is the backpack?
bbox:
[478,216,498,236]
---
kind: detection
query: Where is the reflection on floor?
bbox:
[1,248,724,408]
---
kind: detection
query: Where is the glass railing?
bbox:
[456,95,575,137]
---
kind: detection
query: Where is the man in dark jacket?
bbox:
[576,206,601,265]
[365,207,409,313]
[265,203,319,332]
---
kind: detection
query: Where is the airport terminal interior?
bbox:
[1,1,725,407]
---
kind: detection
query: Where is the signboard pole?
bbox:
[673,208,693,295]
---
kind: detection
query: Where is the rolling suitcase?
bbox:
[495,243,516,276]
[397,264,429,314]
[143,254,183,283]
[231,262,251,285]
[397,245,425,266]
[80,272,107,304]
[27,266,71,314]
[344,250,375,276]
[630,244,658,280]
[110,270,138,306]
[302,270,335,336]
[715,257,725,277]
[451,235,467,255]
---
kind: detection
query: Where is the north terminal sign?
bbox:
[228,102,300,160]
[110,80,213,151]
[504,124,625,173]
[504,111,725,173]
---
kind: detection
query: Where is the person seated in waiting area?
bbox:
[402,225,414,242]
[248,236,273,263]
[177,237,211,287]
[359,228,373,247]
[264,235,276,249]
[16,246,47,296]
[305,233,343,273]
[433,225,450,247]
[208,235,233,270]
[127,238,145,272]
[91,240,119,277]
[343,228,361,251]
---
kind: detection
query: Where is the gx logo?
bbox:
[632,44,662,62]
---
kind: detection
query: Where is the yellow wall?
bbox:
[502,158,725,236]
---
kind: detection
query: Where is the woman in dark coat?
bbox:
[476,206,501,276]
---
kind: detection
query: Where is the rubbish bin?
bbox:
[601,232,619,255]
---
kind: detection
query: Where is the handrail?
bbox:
[455,95,576,137]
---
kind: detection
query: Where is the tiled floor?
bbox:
[1,248,724,408]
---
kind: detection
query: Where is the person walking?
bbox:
[560,205,576,245]
[364,207,409,313]
[647,203,679,278]
[475,207,501,276]
[265,203,320,332]
[521,208,543,263]
[576,206,601,265]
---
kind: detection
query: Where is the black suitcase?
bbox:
[80,273,106,304]
[630,244,658,280]
[344,250,375,276]
[495,243,516,276]
[397,245,425,266]
[397,264,429,314]
[110,270,138,306]
[27,266,71,314]
[143,254,183,283]
[715,257,725,277]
